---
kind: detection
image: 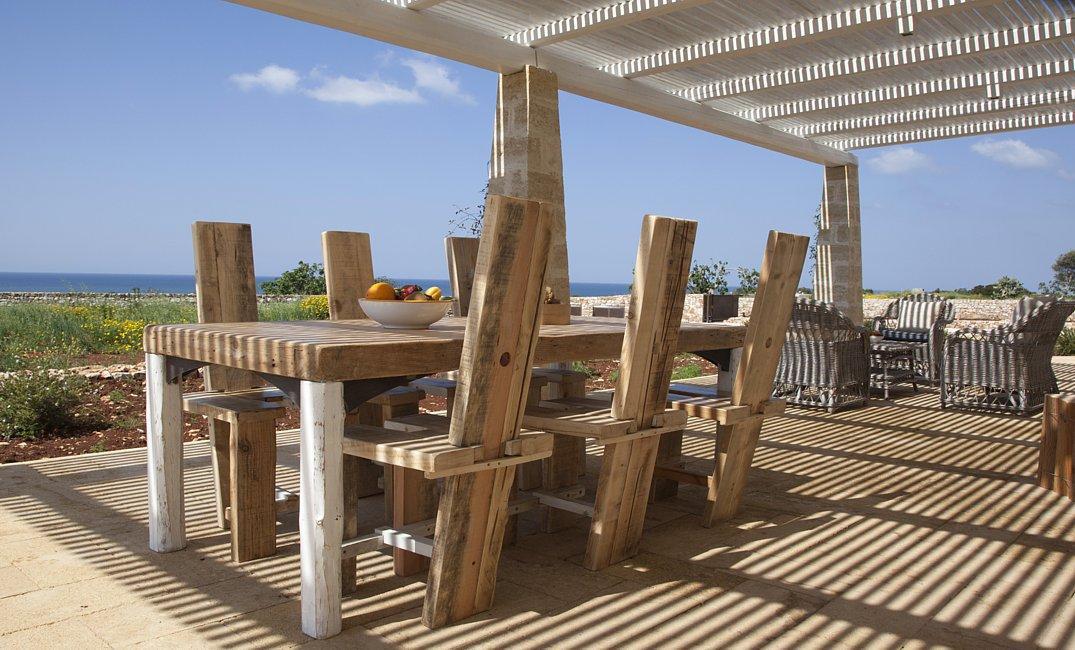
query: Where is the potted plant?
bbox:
[688,259,738,322]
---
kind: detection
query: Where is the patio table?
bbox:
[142,315,744,637]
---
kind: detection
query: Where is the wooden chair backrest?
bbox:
[448,195,552,455]
[192,221,261,392]
[445,236,480,318]
[322,231,375,320]
[611,215,697,429]
[732,231,809,408]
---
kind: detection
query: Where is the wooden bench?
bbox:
[341,194,555,628]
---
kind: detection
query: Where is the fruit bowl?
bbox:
[359,298,451,329]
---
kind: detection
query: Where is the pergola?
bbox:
[230,0,1075,322]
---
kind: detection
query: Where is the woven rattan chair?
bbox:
[773,298,870,413]
[872,293,954,384]
[941,296,1075,415]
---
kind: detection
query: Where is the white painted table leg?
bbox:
[146,353,186,552]
[717,347,743,396]
[300,380,345,639]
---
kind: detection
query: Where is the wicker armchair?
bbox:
[941,296,1075,415]
[773,299,870,413]
[872,294,955,383]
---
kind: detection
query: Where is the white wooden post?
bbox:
[716,348,743,396]
[299,380,345,639]
[146,353,186,553]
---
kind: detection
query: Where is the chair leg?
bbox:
[651,429,683,501]
[392,466,438,576]
[228,418,277,562]
[341,455,360,594]
[423,467,514,628]
[208,418,231,530]
[541,434,587,532]
[702,418,764,527]
[585,437,660,571]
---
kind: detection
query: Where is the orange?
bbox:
[365,282,396,300]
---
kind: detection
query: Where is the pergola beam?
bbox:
[791,88,1075,138]
[226,0,856,166]
[383,0,447,9]
[506,0,711,47]
[825,109,1075,149]
[739,58,1075,122]
[675,17,1075,102]
[605,0,1003,78]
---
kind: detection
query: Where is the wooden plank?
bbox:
[392,466,437,576]
[192,221,261,391]
[143,317,745,382]
[704,231,808,526]
[182,394,286,422]
[342,424,479,472]
[587,215,697,571]
[229,417,278,562]
[147,353,186,553]
[208,419,231,530]
[299,380,344,639]
[445,236,480,318]
[423,194,553,628]
[653,465,709,487]
[322,230,375,320]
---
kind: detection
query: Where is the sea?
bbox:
[0,272,632,298]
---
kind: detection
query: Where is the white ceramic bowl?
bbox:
[359,298,451,329]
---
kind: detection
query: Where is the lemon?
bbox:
[424,286,443,301]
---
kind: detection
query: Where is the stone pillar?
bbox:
[488,66,569,304]
[814,164,863,324]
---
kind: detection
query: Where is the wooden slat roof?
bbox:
[232,0,1075,156]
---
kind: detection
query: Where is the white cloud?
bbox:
[970,138,1058,169]
[401,57,475,104]
[866,147,934,174]
[304,73,423,107]
[230,55,475,108]
[229,65,300,93]
[1058,168,1075,181]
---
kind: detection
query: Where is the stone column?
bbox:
[814,164,863,324]
[488,66,569,303]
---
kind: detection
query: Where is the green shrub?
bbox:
[687,259,729,294]
[261,261,326,295]
[0,368,89,440]
[299,295,330,320]
[736,267,760,295]
[1057,329,1075,356]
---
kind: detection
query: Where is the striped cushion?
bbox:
[1010,296,1048,326]
[881,328,929,343]
[896,300,941,331]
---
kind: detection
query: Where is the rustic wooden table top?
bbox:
[144,316,745,382]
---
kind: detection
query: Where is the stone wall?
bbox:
[571,295,1075,329]
[0,292,302,305]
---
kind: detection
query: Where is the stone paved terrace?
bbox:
[2,361,1075,648]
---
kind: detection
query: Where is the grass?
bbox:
[0,298,311,371]
[670,364,703,380]
[1058,328,1075,356]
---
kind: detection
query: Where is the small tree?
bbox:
[1041,250,1075,297]
[736,267,760,295]
[261,261,326,295]
[686,259,729,294]
[448,182,489,236]
[992,275,1028,299]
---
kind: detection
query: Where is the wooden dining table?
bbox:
[143,315,745,637]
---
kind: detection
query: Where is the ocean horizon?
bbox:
[0,271,634,298]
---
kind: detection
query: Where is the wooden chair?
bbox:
[321,230,428,581]
[653,231,808,525]
[183,221,291,562]
[413,235,586,491]
[339,194,554,628]
[521,214,698,570]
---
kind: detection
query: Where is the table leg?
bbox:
[300,381,344,639]
[147,354,186,553]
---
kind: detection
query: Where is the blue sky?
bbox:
[2,1,1073,290]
